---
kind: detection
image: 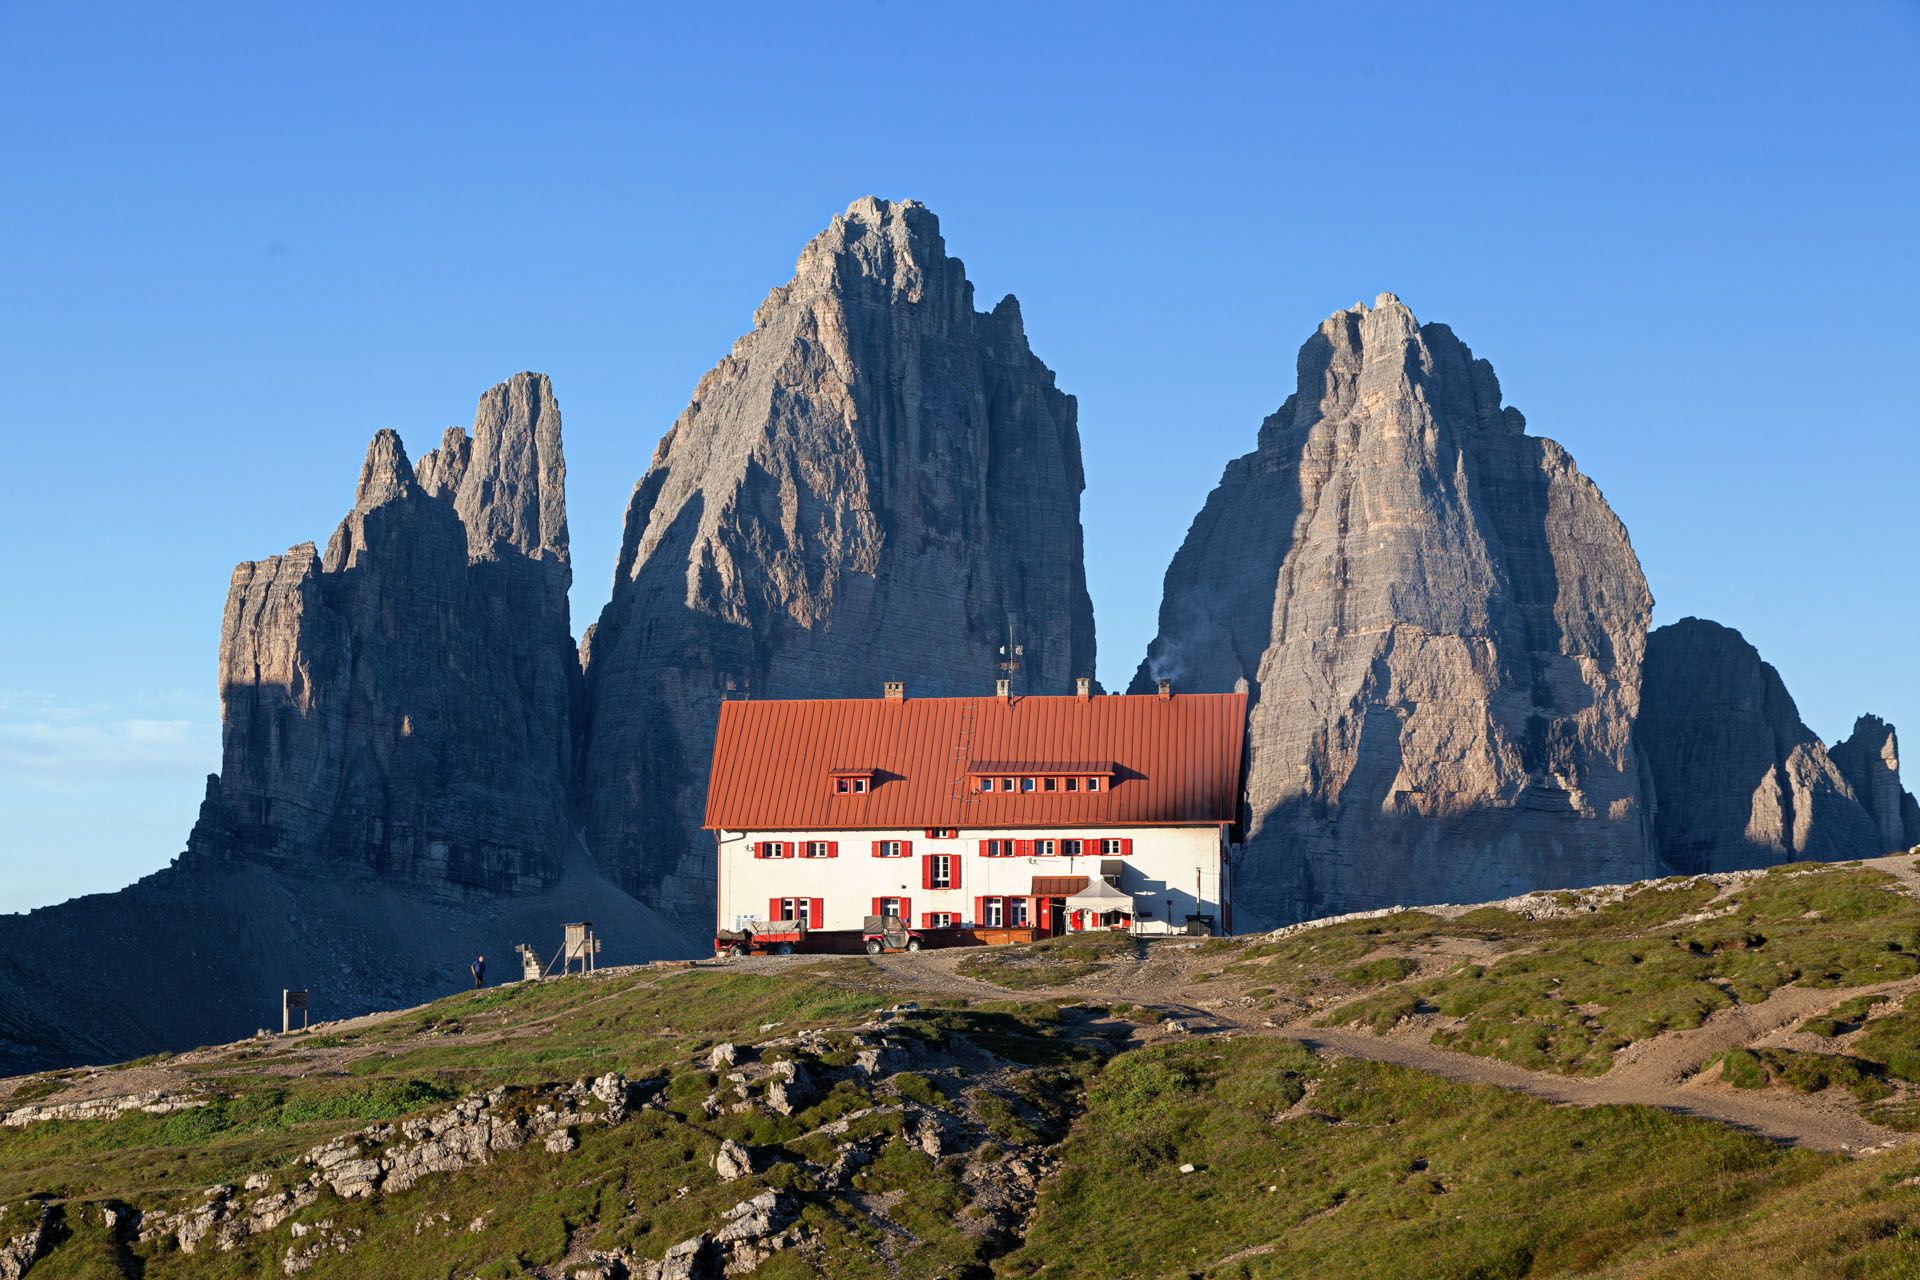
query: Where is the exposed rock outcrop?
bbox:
[186,372,579,896]
[582,197,1098,917]
[1829,714,1920,853]
[1637,618,1883,872]
[1133,294,1656,927]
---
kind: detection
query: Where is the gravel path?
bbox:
[1285,1026,1900,1154]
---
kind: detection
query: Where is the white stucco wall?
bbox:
[711,824,1228,937]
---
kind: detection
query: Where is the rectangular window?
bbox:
[1100,837,1132,856]
[872,840,909,858]
[1065,777,1079,792]
[803,840,835,859]
[930,855,953,888]
[1001,777,1014,791]
[779,897,816,929]
[1021,777,1036,792]
[1043,776,1058,792]
[924,912,955,928]
[836,776,869,794]
[983,897,1005,927]
[1034,839,1056,856]
[979,777,995,792]
[1086,777,1101,792]
[1061,838,1082,857]
[874,896,902,920]
[756,840,790,859]
[981,838,1013,857]
[925,828,957,839]
[1009,898,1030,927]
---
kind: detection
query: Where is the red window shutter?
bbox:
[920,912,933,927]
[1016,839,1032,857]
[872,840,884,858]
[1121,838,1134,856]
[769,897,783,922]
[810,898,824,928]
[974,896,985,925]
[977,838,989,857]
[922,857,935,890]
[753,842,766,859]
[827,841,838,858]
[951,857,962,890]
[900,897,911,924]
[901,840,913,858]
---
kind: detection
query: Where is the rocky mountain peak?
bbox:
[351,428,418,509]
[189,373,581,897]
[582,198,1096,918]
[1829,713,1920,852]
[1136,293,1652,926]
[784,196,961,313]
[1637,617,1881,872]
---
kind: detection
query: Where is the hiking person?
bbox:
[469,954,486,989]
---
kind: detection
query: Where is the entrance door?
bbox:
[1046,897,1067,937]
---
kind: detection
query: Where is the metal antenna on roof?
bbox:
[996,617,1023,683]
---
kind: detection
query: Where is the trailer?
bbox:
[713,914,927,958]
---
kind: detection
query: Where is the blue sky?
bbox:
[1,2,1915,912]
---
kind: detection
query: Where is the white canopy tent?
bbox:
[1064,876,1136,916]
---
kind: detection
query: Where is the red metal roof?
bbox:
[704,692,1247,832]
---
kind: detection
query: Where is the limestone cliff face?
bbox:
[1133,295,1655,927]
[582,197,1097,918]
[185,373,580,896]
[1637,618,1881,872]
[1825,714,1920,855]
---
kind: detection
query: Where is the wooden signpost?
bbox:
[282,989,310,1034]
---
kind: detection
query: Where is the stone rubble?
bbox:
[2,1087,205,1127]
[0,1205,52,1280]
[132,1072,652,1271]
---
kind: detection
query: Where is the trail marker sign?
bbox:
[282,989,310,1034]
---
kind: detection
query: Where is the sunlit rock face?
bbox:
[1133,294,1656,927]
[1829,714,1920,854]
[580,197,1098,920]
[186,372,581,896]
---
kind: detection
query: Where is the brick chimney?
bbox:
[995,678,1011,702]
[1156,678,1172,701]
[1076,676,1091,701]
[883,680,904,702]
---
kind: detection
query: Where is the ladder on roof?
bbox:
[949,698,977,802]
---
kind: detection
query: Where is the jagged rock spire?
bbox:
[581,197,1097,917]
[189,375,580,897]
[1829,714,1920,852]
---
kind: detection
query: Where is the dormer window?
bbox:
[829,769,873,795]
[979,777,995,792]
[1065,777,1079,792]
[1086,776,1101,792]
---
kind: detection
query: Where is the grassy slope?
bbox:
[1009,1038,1920,1280]
[1288,863,1920,1097]
[9,860,1920,1278]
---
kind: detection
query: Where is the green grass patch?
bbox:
[1338,955,1419,986]
[1320,866,1920,1076]
[1004,1036,1920,1280]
